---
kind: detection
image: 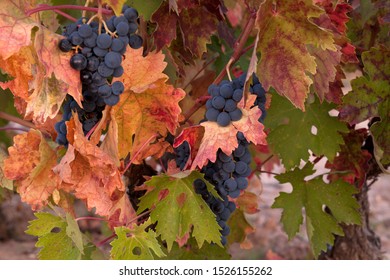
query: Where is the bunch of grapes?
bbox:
[55,5,142,146]
[174,141,190,170]
[187,73,266,245]
[250,74,267,123]
[193,178,236,245]
[205,74,246,127]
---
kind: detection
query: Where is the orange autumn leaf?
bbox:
[0,28,82,124]
[54,115,134,220]
[0,0,38,60]
[111,78,185,163]
[4,130,60,210]
[191,95,267,169]
[115,47,168,93]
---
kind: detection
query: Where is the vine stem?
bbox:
[96,233,117,247]
[0,126,30,133]
[53,9,78,22]
[0,112,35,129]
[181,13,257,124]
[121,134,158,175]
[25,4,113,17]
[75,216,107,222]
[182,56,218,91]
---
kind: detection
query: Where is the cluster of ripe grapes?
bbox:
[175,73,267,245]
[55,5,142,146]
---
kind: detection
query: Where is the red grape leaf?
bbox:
[177,5,219,57]
[326,65,345,104]
[308,46,341,103]
[191,95,267,169]
[151,0,220,56]
[3,130,60,210]
[314,0,353,34]
[313,1,358,64]
[54,115,131,219]
[256,0,336,110]
[151,2,178,51]
[0,0,38,60]
[325,129,372,189]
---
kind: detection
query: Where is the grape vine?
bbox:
[0,0,388,261]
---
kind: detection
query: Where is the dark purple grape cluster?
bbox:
[205,74,246,127]
[193,178,236,246]
[174,73,266,245]
[174,141,190,170]
[55,5,142,145]
[250,74,267,123]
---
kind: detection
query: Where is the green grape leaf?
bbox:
[370,97,390,165]
[110,221,165,260]
[340,46,390,125]
[264,93,348,170]
[137,171,222,251]
[272,162,361,257]
[65,213,84,254]
[160,238,230,260]
[25,212,84,260]
[256,0,336,110]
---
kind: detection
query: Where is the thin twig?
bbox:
[182,56,218,91]
[97,233,117,247]
[258,170,280,176]
[0,126,30,133]
[26,4,113,17]
[259,154,274,168]
[53,9,78,22]
[125,209,152,227]
[122,134,158,174]
[75,216,107,222]
[0,112,36,129]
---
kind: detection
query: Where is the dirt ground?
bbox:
[0,172,388,260]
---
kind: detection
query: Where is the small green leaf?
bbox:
[110,220,165,260]
[265,93,348,170]
[272,162,361,257]
[26,212,82,260]
[65,213,84,254]
[137,171,222,251]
